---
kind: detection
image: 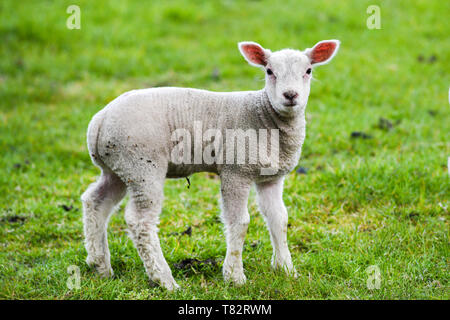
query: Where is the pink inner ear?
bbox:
[242,44,267,66]
[311,42,337,64]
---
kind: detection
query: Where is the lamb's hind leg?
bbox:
[81,170,126,277]
[124,174,178,291]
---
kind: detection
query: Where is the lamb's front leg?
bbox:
[220,174,252,285]
[256,177,297,277]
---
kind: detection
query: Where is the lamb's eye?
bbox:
[266,68,273,75]
[306,68,312,75]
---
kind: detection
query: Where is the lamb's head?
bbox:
[238,40,340,117]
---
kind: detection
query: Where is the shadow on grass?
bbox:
[172,257,221,278]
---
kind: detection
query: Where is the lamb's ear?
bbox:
[238,41,270,67]
[305,40,340,66]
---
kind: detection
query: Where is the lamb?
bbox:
[81,40,340,290]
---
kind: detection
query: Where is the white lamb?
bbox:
[81,40,340,290]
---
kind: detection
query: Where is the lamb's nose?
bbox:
[283,91,298,101]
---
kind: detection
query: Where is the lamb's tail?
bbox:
[86,109,107,169]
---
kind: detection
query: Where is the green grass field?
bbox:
[0,0,449,299]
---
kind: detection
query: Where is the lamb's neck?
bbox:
[253,89,306,134]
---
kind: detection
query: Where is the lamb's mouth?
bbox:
[283,102,297,107]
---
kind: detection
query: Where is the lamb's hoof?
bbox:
[86,256,114,278]
[150,271,180,291]
[289,268,298,279]
[158,277,180,291]
[98,267,114,278]
[224,270,247,286]
[272,261,298,278]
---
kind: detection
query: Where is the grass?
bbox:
[0,0,449,299]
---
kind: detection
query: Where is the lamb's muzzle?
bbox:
[81,39,340,290]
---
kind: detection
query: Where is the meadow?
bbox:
[0,0,448,299]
